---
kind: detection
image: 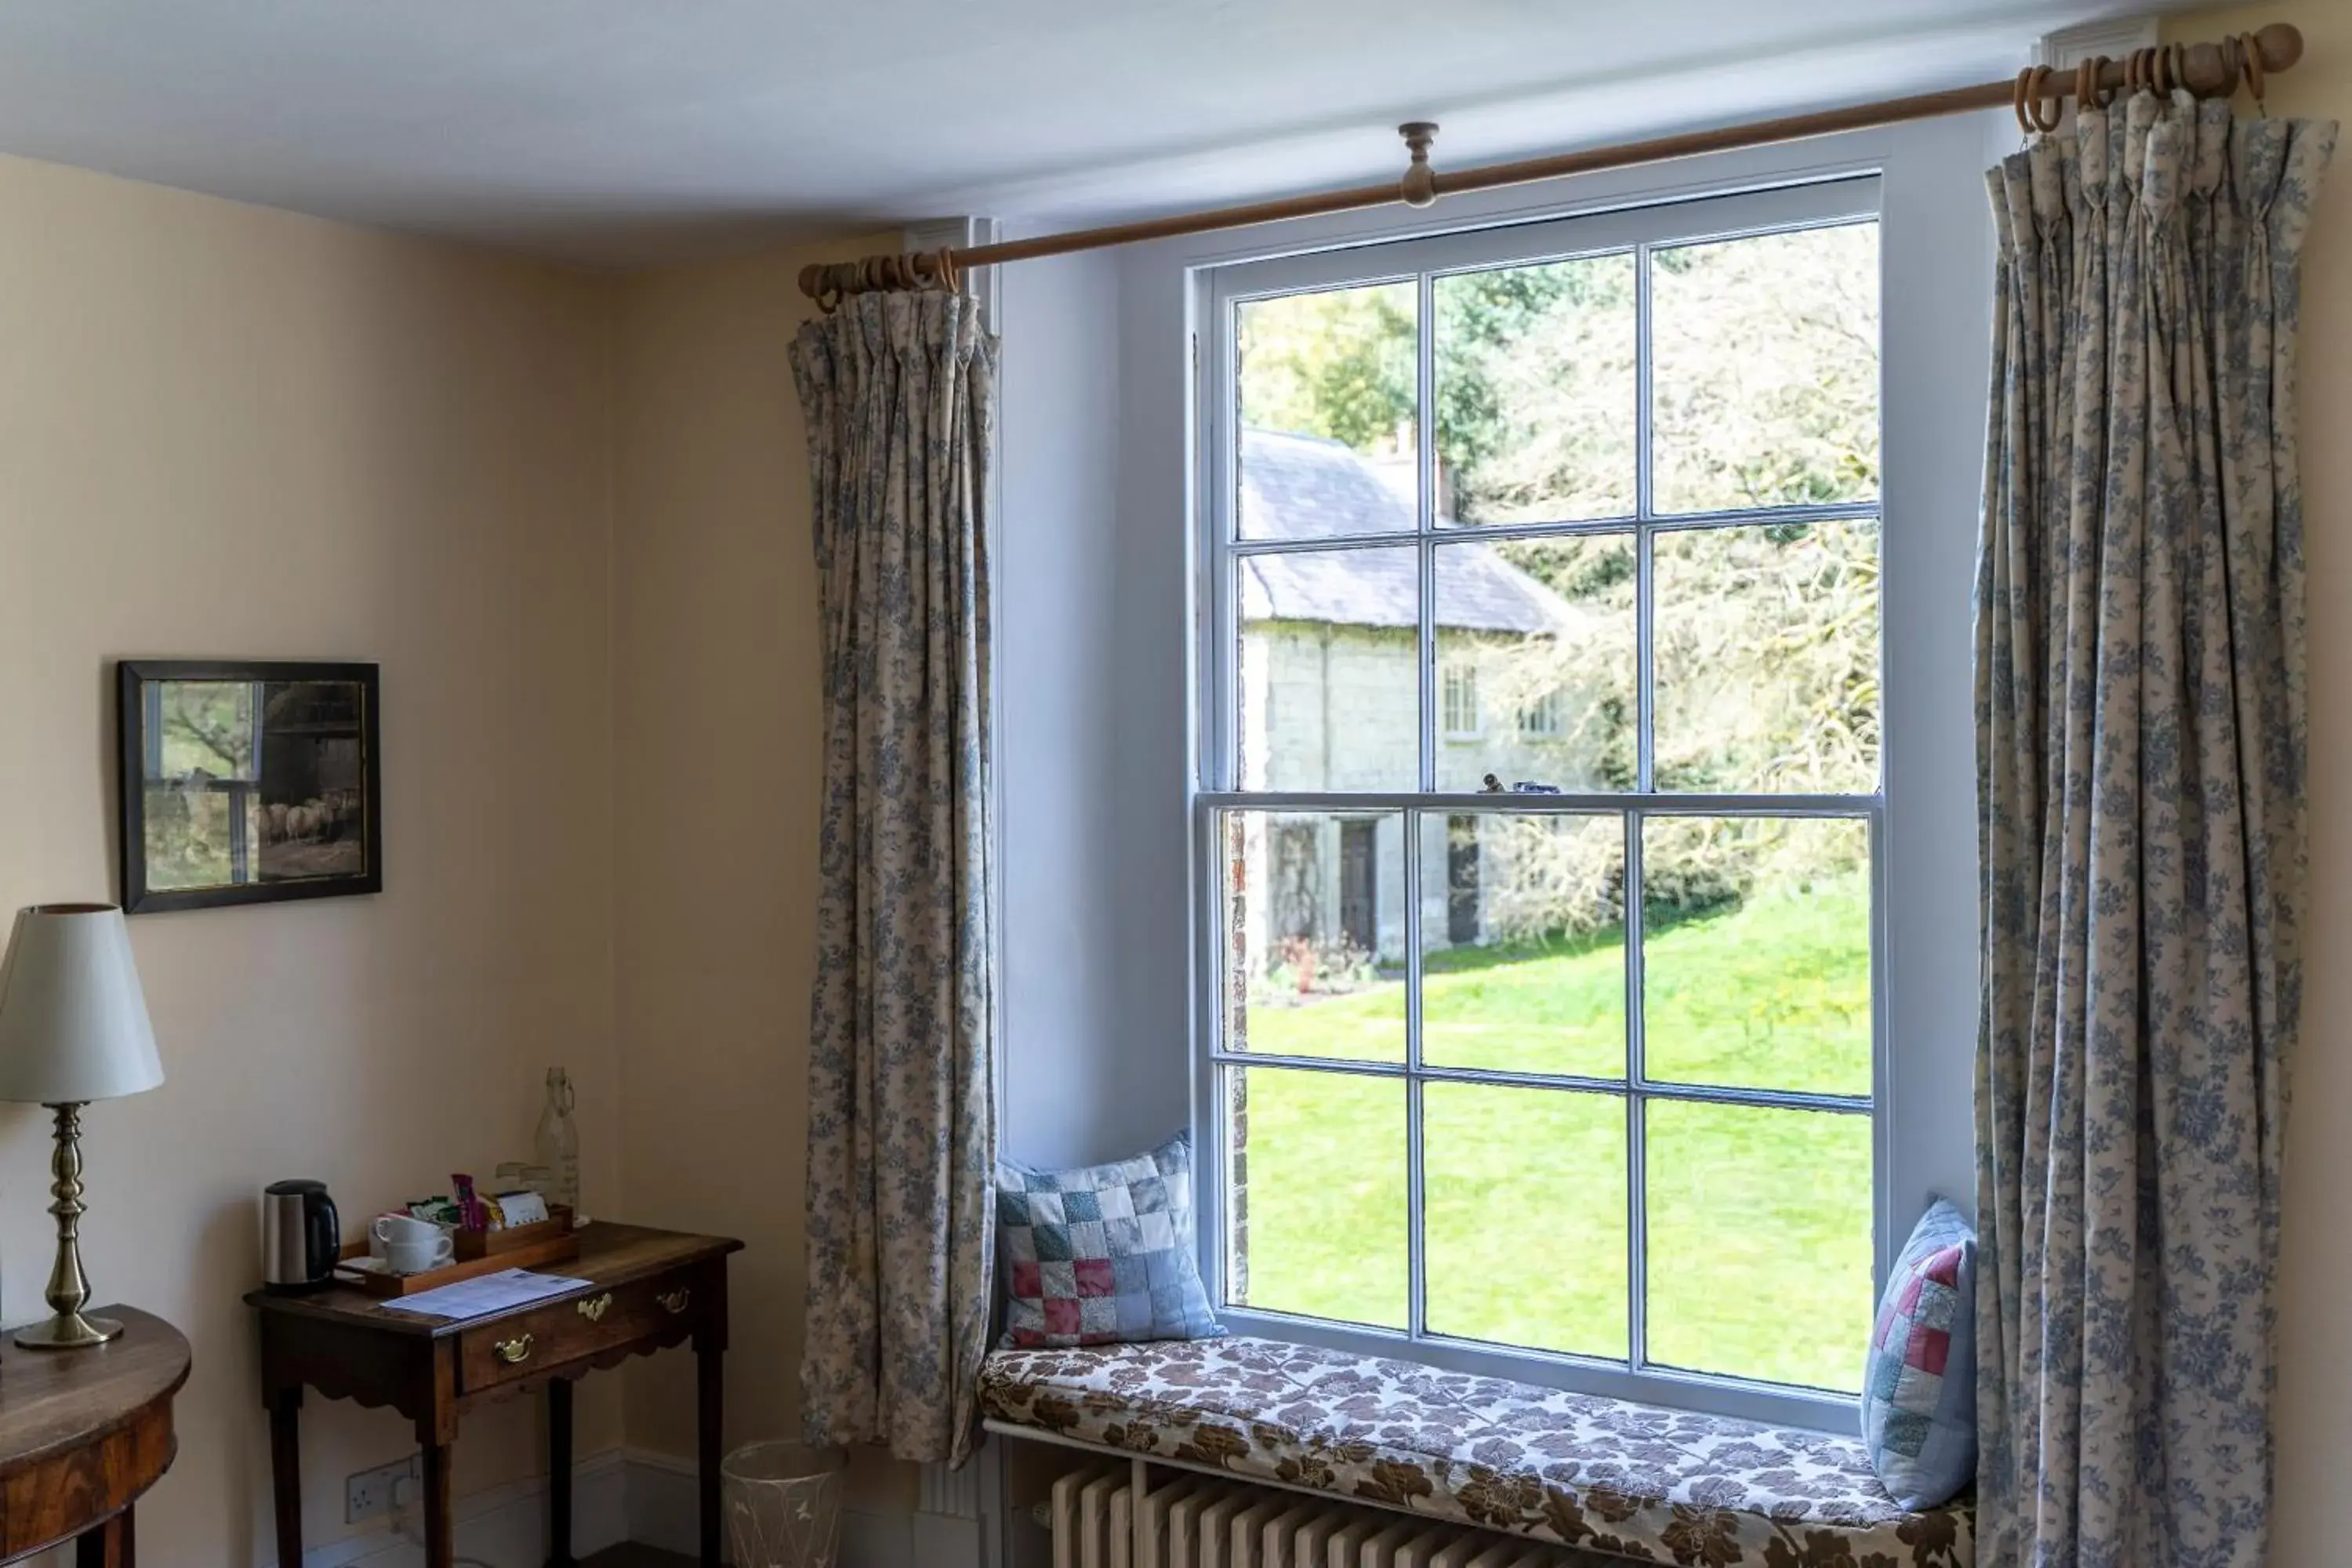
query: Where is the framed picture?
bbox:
[117,660,383,914]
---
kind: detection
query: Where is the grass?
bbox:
[1231,873,1875,1392]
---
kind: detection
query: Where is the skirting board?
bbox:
[286,1447,985,1568]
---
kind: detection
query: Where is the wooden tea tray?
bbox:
[336,1207,579,1298]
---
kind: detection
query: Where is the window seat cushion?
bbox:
[979,1334,1972,1567]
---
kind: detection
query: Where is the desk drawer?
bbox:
[458,1272,703,1392]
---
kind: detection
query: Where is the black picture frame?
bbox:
[116,660,383,914]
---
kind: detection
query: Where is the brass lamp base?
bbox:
[14,1309,122,1349]
[15,1102,118,1352]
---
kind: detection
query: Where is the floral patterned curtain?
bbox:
[791,289,997,1466]
[1976,93,2332,1565]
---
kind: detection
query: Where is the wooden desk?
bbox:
[0,1305,190,1566]
[247,1223,740,1568]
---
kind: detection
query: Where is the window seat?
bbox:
[979,1335,1972,1567]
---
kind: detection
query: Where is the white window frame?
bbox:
[1174,123,1991,1433]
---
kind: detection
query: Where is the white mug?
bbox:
[384,1232,455,1276]
[374,1214,454,1275]
[372,1213,443,1247]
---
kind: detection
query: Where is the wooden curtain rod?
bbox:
[799,24,2303,305]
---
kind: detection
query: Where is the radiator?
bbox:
[1044,1464,1575,1568]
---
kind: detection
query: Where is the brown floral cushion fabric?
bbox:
[980,1336,1972,1567]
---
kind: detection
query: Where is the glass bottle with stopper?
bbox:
[535,1066,580,1216]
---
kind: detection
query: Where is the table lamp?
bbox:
[0,904,164,1348]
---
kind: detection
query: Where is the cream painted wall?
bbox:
[0,151,622,1564]
[2158,5,2350,1562]
[606,232,912,1512]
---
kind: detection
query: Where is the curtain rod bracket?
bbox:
[1399,122,1440,209]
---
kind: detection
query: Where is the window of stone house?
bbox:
[1440,661,1480,739]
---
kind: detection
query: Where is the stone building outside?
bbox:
[1234,428,1614,979]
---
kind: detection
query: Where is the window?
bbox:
[142,679,265,888]
[1440,661,1480,739]
[1518,688,1567,740]
[1203,180,1885,1421]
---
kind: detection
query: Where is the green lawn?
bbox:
[1232,873,1875,1392]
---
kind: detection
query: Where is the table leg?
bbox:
[547,1376,574,1567]
[74,1507,132,1568]
[697,1336,724,1565]
[421,1437,455,1568]
[269,1390,303,1567]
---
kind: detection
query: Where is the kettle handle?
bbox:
[306,1190,339,1280]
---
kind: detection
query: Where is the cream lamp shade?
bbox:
[0,904,163,1105]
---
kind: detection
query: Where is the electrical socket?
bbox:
[346,1454,419,1524]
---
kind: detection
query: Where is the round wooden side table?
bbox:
[0,1305,190,1566]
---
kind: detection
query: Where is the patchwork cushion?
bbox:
[996,1132,1224,1348]
[1862,1196,1978,1509]
[980,1335,1973,1566]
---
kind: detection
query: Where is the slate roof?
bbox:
[1238,430,1575,635]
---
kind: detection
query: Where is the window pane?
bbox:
[1653,520,1879,794]
[1238,284,1418,540]
[1220,811,1406,1064]
[142,783,243,891]
[1423,812,1626,1080]
[1434,534,1635,793]
[1650,222,1879,514]
[1434,253,1636,526]
[155,680,259,779]
[1238,546,1419,791]
[1225,1065,1407,1329]
[1641,816,1870,1097]
[1426,1083,1627,1358]
[1644,1100,1873,1391]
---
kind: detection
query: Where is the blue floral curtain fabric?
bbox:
[791,289,998,1466]
[1976,94,2332,1565]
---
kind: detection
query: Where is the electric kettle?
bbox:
[260,1178,340,1292]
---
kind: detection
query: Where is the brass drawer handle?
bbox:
[493,1333,533,1365]
[575,1292,613,1323]
[658,1287,691,1316]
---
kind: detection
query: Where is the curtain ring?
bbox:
[2027,64,2063,132]
[2237,31,2267,110]
[2075,54,2111,113]
[2154,42,2176,96]
[933,245,962,296]
[809,262,843,314]
[2013,67,2034,137]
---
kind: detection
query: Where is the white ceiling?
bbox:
[0,1,2174,267]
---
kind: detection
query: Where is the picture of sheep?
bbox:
[120,661,382,913]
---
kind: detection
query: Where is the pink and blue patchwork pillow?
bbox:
[996,1132,1225,1348]
[1861,1196,1977,1509]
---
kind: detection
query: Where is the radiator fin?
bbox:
[1045,1464,1593,1568]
